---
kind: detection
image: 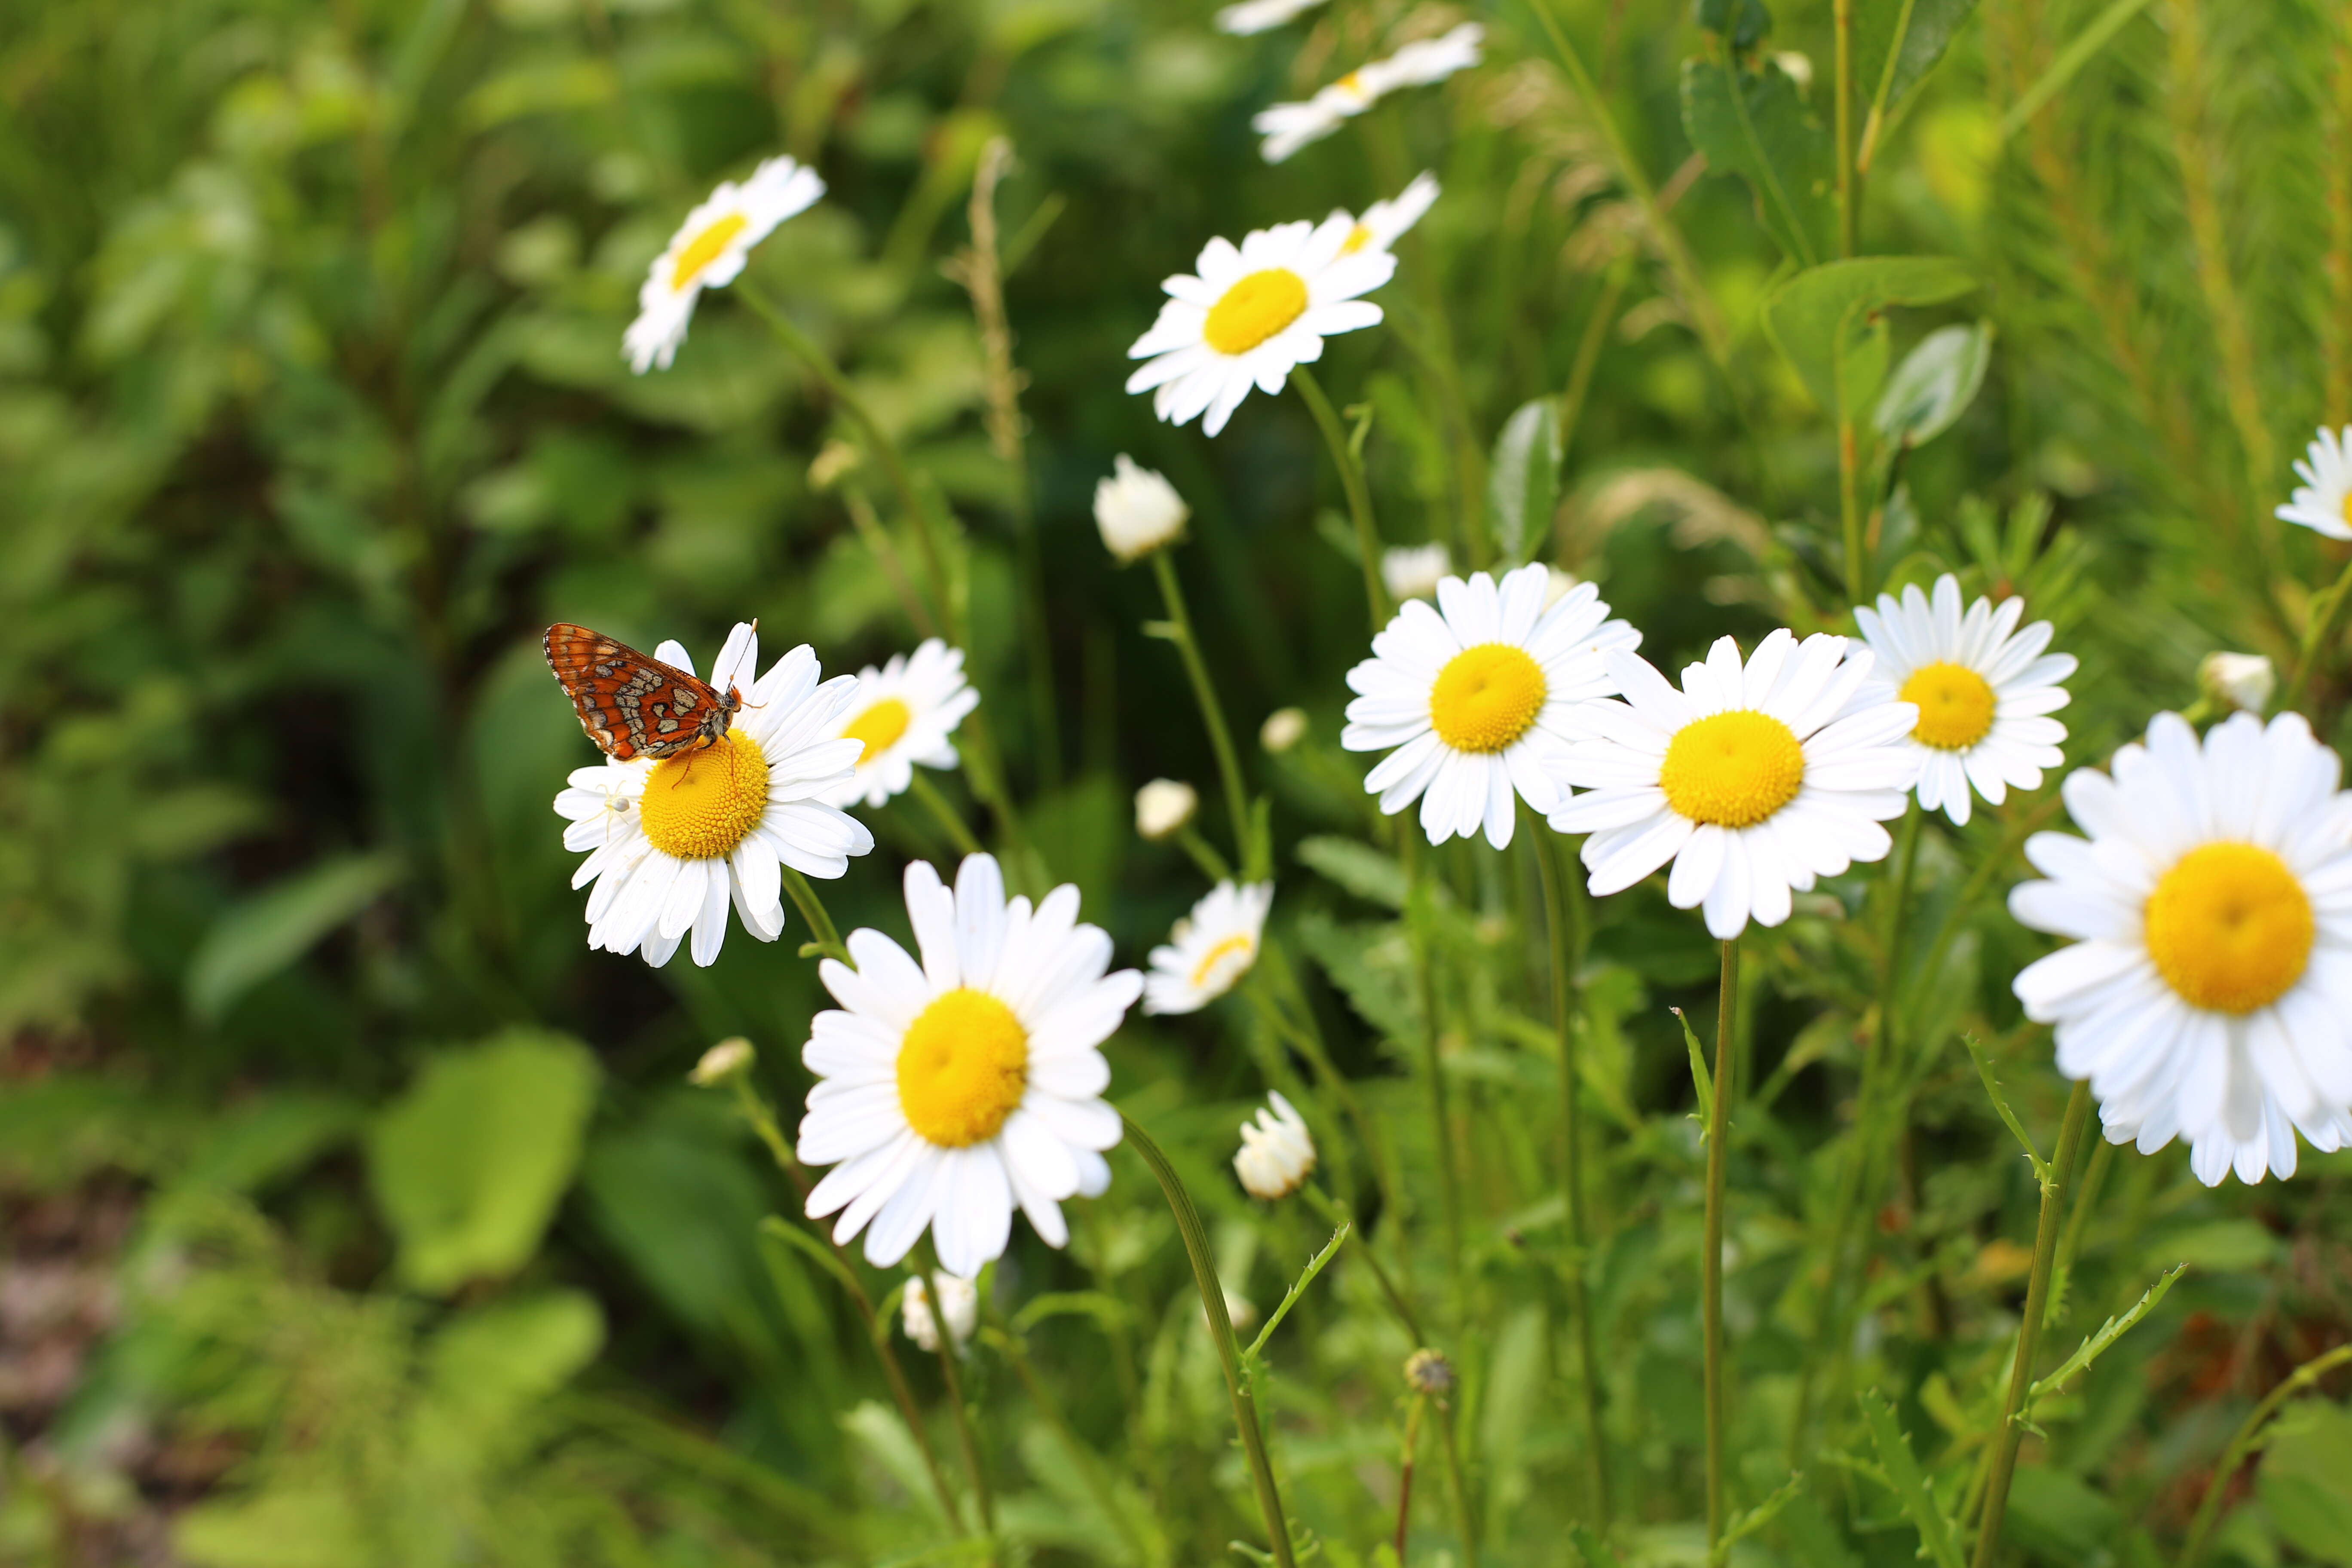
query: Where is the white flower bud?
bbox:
[903,1273,979,1354]
[1544,565,1580,609]
[688,1037,754,1086]
[1381,543,1450,601]
[2199,651,2274,714]
[1259,707,1308,754]
[1135,779,1198,840]
[1093,455,1188,563]
[1234,1091,1316,1200]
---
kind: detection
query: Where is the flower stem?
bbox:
[1436,1386,1480,1568]
[781,865,849,963]
[1152,551,1259,879]
[1971,1079,2094,1568]
[924,1260,998,1559]
[1834,0,1859,258]
[1531,819,1612,1528]
[1396,1392,1425,1563]
[2177,1343,2352,1568]
[1400,834,1468,1311]
[1292,364,1388,632]
[1703,936,1740,1550]
[1121,1113,1298,1568]
[909,770,985,858]
[2285,550,2352,714]
[1303,1184,1424,1344]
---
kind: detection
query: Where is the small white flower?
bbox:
[689,1037,755,1086]
[2010,712,2352,1185]
[1343,562,1638,850]
[1234,1091,1316,1199]
[2277,427,2352,540]
[823,640,979,809]
[1136,779,1200,841]
[1381,542,1451,601]
[902,1272,980,1354]
[1216,0,1324,33]
[1548,631,1922,940]
[1853,574,2075,826]
[2201,652,2275,714]
[1330,172,1441,257]
[554,625,875,968]
[624,157,825,374]
[1144,882,1274,1015]
[1253,23,1484,163]
[1126,217,1394,437]
[1094,456,1190,561]
[1260,707,1309,753]
[797,855,1140,1273]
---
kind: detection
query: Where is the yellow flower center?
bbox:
[1659,710,1806,828]
[1204,268,1309,356]
[1341,222,1375,254]
[2143,842,2314,1015]
[897,989,1030,1147]
[1899,660,1997,751]
[1189,933,1258,992]
[638,729,770,860]
[1429,643,1547,754]
[671,211,749,292]
[2342,489,2352,530]
[842,696,913,764]
[1335,70,1366,93]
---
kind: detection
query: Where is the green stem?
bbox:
[1303,1185,1424,1344]
[1292,364,1388,632]
[1971,1080,2094,1568]
[1396,1392,1425,1562]
[1152,551,1258,878]
[1834,0,1859,258]
[2286,551,2352,714]
[925,1262,998,1558]
[1841,418,1867,607]
[781,865,849,962]
[1531,819,1611,1527]
[1401,835,1468,1311]
[908,770,985,858]
[1704,937,1741,1550]
[1437,1390,1481,1568]
[1121,1114,1298,1568]
[2177,1343,2352,1568]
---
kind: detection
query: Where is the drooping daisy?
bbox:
[1381,542,1451,601]
[1332,172,1441,257]
[822,639,979,809]
[1253,23,1485,163]
[624,157,825,374]
[2010,712,2352,1185]
[554,625,874,967]
[1342,561,1638,851]
[1853,573,2075,826]
[797,855,1142,1274]
[1234,1091,1316,1199]
[1126,217,1394,437]
[1143,881,1274,1014]
[1216,0,1324,34]
[1547,631,1920,939]
[2276,426,2352,540]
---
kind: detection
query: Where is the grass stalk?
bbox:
[1401,833,1469,1312]
[1152,550,1258,878]
[924,1260,999,1560]
[1292,364,1388,631]
[1834,0,1859,258]
[1704,936,1740,1550]
[908,771,986,858]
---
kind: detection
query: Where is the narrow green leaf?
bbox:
[1680,51,1833,268]
[1715,1471,1807,1565]
[1244,1222,1349,1362]
[759,1214,871,1307]
[2024,1265,2187,1417]
[1855,0,1981,168]
[1963,1033,2052,1185]
[1874,322,1995,450]
[186,851,400,1022]
[1997,0,2161,143]
[1296,836,1407,910]
[1486,395,1562,564]
[1857,1390,1968,1568]
[1673,1007,1714,1128]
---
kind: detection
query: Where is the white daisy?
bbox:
[2009,711,2352,1185]
[1234,1091,1316,1199]
[624,156,825,374]
[1381,542,1451,601]
[1853,573,2075,827]
[797,854,1142,1275]
[1216,0,1324,33]
[822,639,980,809]
[554,625,875,968]
[1094,455,1189,561]
[2276,426,2352,540]
[1126,217,1394,437]
[1143,881,1274,1015]
[1547,631,1921,940]
[1332,172,1441,257]
[1253,23,1484,163]
[1342,561,1638,851]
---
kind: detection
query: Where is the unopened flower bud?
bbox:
[808,440,861,491]
[689,1037,755,1086]
[903,1273,979,1353]
[1381,543,1450,601]
[1403,1347,1455,1396]
[1234,1091,1316,1199]
[1094,456,1188,563]
[1135,779,1198,841]
[1260,707,1309,754]
[1544,565,1580,609]
[2199,651,2274,714]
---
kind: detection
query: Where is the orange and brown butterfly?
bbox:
[543,624,744,761]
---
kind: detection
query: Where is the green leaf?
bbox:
[1962,1033,2051,1185]
[2003,1467,2122,1561]
[185,851,399,1022]
[2024,1265,2186,1418]
[1680,51,1834,268]
[426,1288,605,1427]
[1857,1390,1968,1568]
[2262,1401,2352,1564]
[1243,1222,1348,1363]
[175,1488,365,1568]
[366,1029,599,1294]
[1714,1471,1806,1565]
[1673,1006,1713,1128]
[1873,322,1994,450]
[1486,396,1562,565]
[1855,0,1981,169]
[1762,257,1979,420]
[1692,0,1771,50]
[1295,836,1407,911]
[1567,1523,1623,1567]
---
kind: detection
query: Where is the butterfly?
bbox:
[544,623,743,761]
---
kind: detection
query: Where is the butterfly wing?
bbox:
[544,624,737,760]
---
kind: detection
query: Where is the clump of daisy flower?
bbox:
[1330,172,1441,258]
[1126,217,1395,437]
[797,855,1140,1274]
[1342,561,1638,850]
[902,1272,979,1354]
[554,625,873,968]
[1253,23,1484,163]
[1381,542,1451,601]
[1547,631,1921,939]
[1094,456,1189,561]
[1216,0,1324,33]
[2199,651,2275,714]
[1853,573,2075,826]
[1135,779,1199,841]
[1144,882,1274,1014]
[625,156,824,374]
[822,640,979,809]
[2277,426,2352,539]
[2009,711,2352,1185]
[1234,1091,1316,1199]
